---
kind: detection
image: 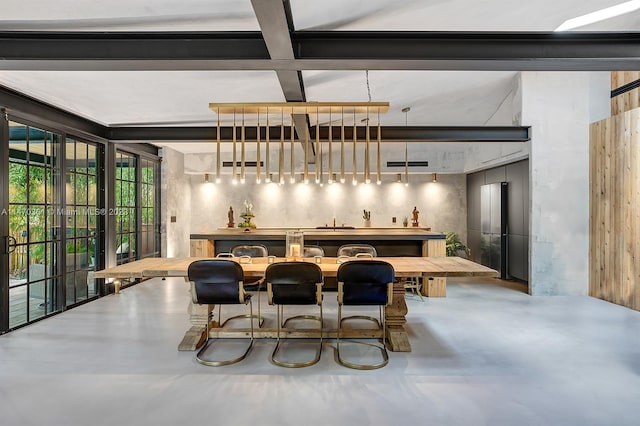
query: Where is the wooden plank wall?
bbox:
[611,71,640,116]
[589,108,640,311]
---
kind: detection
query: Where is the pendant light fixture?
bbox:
[240,107,246,184]
[265,107,271,183]
[232,111,237,184]
[290,108,295,184]
[352,109,357,186]
[340,107,346,183]
[328,110,334,184]
[365,108,371,184]
[279,109,285,185]
[216,107,221,183]
[376,109,382,185]
[315,106,321,184]
[402,106,410,187]
[256,110,261,184]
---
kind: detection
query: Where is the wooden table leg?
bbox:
[178,301,211,351]
[385,283,411,352]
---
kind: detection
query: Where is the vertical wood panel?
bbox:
[611,71,640,116]
[189,239,214,257]
[590,107,640,311]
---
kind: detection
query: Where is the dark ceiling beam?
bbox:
[251,0,312,162]
[1,31,640,71]
[108,125,530,143]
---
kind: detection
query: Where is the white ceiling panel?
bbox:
[302,70,518,126]
[0,70,285,126]
[290,0,640,31]
[0,0,259,31]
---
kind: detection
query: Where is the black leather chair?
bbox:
[266,262,324,368]
[303,245,325,258]
[336,260,395,370]
[187,259,255,366]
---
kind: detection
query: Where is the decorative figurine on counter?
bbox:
[363,210,371,227]
[412,206,420,227]
[227,206,235,228]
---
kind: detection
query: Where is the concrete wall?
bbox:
[189,173,468,243]
[522,72,610,295]
[160,147,191,258]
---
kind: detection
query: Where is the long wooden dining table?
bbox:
[95,256,497,352]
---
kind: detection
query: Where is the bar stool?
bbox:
[265,262,324,368]
[187,259,255,366]
[337,244,377,258]
[336,260,395,370]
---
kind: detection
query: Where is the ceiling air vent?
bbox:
[386,161,429,167]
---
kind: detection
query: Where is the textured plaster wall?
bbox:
[160,147,191,257]
[522,72,610,295]
[189,173,468,244]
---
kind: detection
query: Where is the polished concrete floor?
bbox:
[1,277,639,426]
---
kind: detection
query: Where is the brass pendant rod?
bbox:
[304,119,309,183]
[352,110,357,185]
[216,107,221,183]
[241,108,246,183]
[377,110,382,184]
[290,109,295,184]
[256,110,261,183]
[365,107,370,184]
[316,106,320,183]
[340,107,345,183]
[328,110,333,183]
[232,111,237,183]
[279,110,284,184]
[265,108,270,183]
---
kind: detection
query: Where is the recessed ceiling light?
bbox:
[555,0,640,31]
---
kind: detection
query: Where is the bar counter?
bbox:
[191,227,445,257]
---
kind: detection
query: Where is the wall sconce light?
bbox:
[204,173,210,183]
[432,173,437,183]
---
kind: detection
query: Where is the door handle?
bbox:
[7,235,17,254]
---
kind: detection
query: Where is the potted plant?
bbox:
[445,232,470,257]
[402,217,409,227]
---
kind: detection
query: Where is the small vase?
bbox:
[363,220,371,228]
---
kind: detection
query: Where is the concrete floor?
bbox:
[0,277,639,426]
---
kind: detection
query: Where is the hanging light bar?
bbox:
[208,102,391,186]
[256,111,261,183]
[340,107,345,184]
[365,107,371,184]
[402,107,410,187]
[290,108,295,184]
[240,108,246,184]
[279,110,285,185]
[216,107,221,183]
[328,110,334,184]
[265,108,271,183]
[376,109,382,185]
[232,111,237,184]
[315,106,321,184]
[304,121,309,184]
[209,102,389,114]
[352,110,357,185]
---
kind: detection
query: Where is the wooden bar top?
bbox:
[191,227,445,241]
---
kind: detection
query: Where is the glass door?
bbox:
[6,121,62,329]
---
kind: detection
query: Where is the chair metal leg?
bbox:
[271,305,323,368]
[196,300,255,367]
[336,304,389,370]
[220,288,265,328]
